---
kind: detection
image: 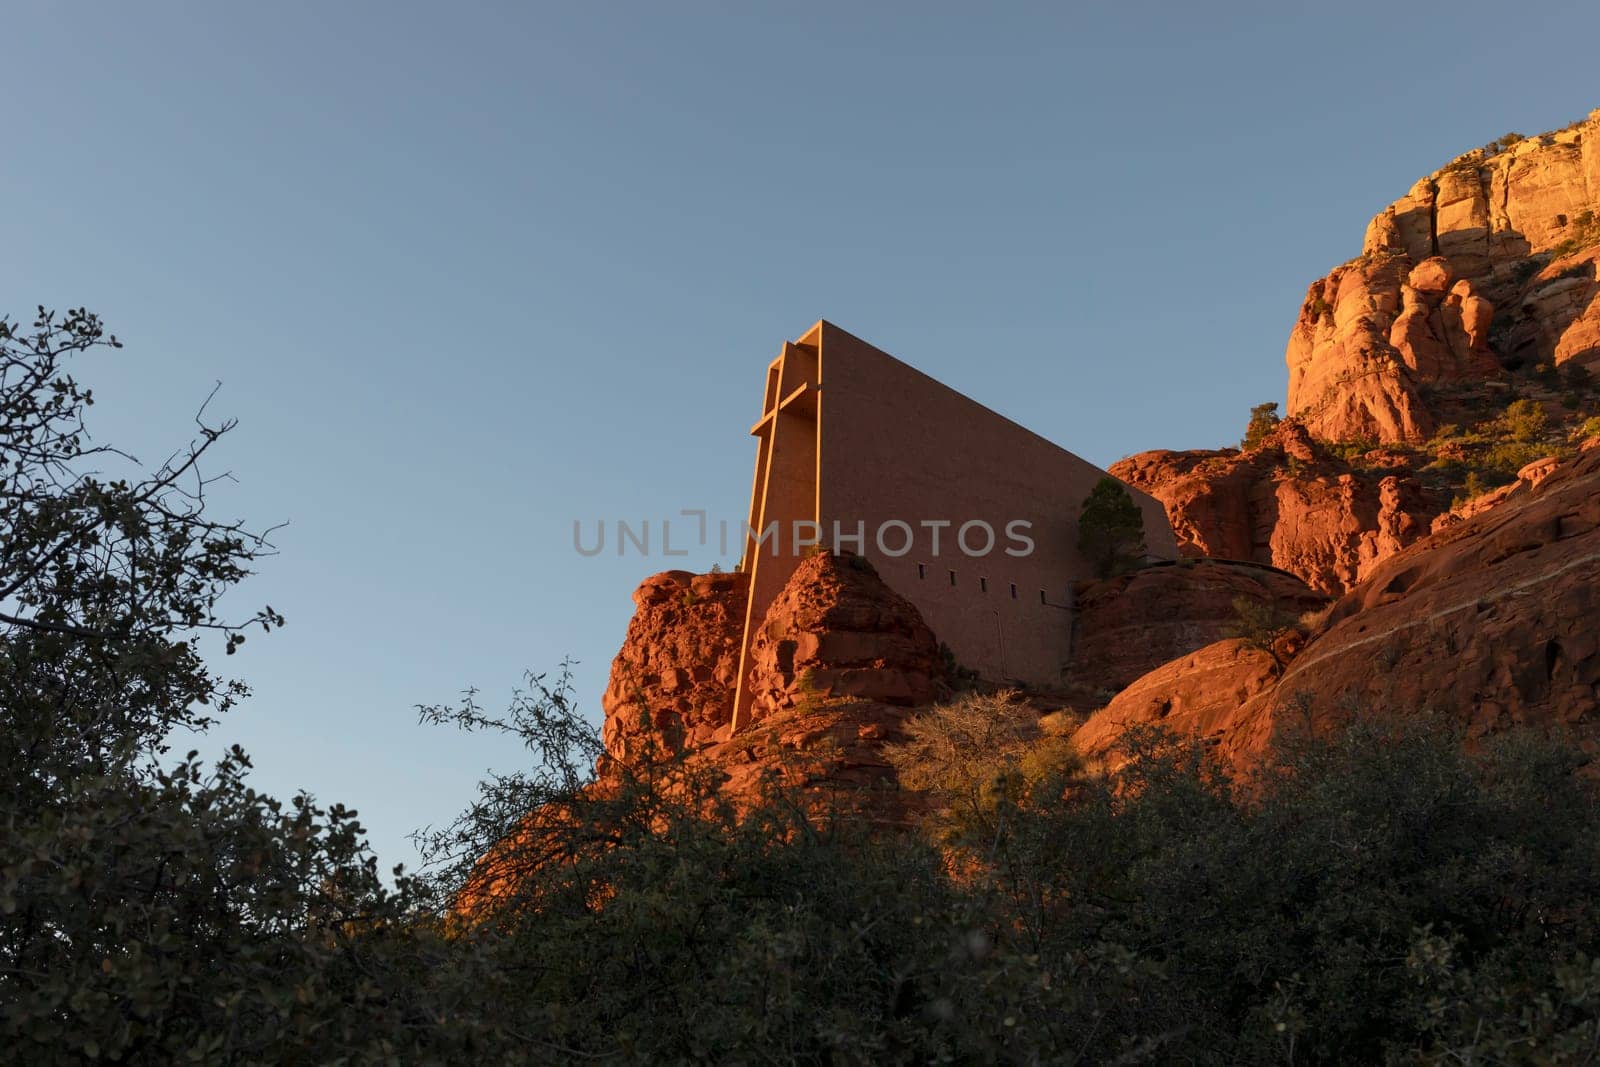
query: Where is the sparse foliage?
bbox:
[1226,594,1298,671]
[1241,401,1282,450]
[1077,476,1147,578]
[1501,397,1549,443]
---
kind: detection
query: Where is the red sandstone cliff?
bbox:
[1075,442,1600,771]
[1068,557,1326,693]
[600,568,747,763]
[1290,111,1600,445]
[1118,110,1600,595]
[1110,420,1441,594]
[599,553,948,818]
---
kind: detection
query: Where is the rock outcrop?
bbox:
[1069,558,1325,694]
[1110,421,1442,594]
[1290,111,1600,444]
[595,552,947,821]
[1074,444,1600,770]
[600,568,748,763]
[742,552,943,725]
[1429,455,1560,533]
[1285,444,1600,743]
[1071,638,1282,770]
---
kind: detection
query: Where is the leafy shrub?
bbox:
[890,711,1600,1064]
[1241,401,1282,450]
[1508,257,1546,287]
[1501,398,1548,442]
[886,690,1050,844]
[1324,437,1377,462]
[1453,470,1493,507]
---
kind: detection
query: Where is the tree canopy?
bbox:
[1242,400,1282,450]
[1077,475,1147,578]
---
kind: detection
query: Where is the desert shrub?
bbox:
[1500,397,1549,442]
[0,310,426,1062]
[982,718,1600,1063]
[1508,257,1546,287]
[1323,436,1377,462]
[1241,401,1282,450]
[937,641,981,688]
[1226,594,1300,672]
[1453,469,1494,507]
[886,690,1049,844]
[1579,415,1600,441]
[882,697,1600,1060]
[1480,440,1552,477]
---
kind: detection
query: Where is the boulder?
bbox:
[743,551,943,723]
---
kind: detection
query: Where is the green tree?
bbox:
[0,308,422,1061]
[1077,476,1147,578]
[1501,397,1548,443]
[1226,594,1300,673]
[1241,401,1281,450]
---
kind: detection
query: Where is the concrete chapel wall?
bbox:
[731,320,1177,728]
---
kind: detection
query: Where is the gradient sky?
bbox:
[4,2,1596,869]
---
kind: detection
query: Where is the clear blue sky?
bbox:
[3,2,1596,869]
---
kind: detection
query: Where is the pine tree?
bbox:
[1077,476,1147,578]
[1241,401,1281,450]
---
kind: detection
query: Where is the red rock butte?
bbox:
[731,320,1177,729]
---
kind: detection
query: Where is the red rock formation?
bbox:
[595,552,946,821]
[1429,455,1560,533]
[1074,445,1600,770]
[600,569,747,763]
[1291,111,1600,443]
[1071,639,1281,770]
[1511,250,1600,371]
[1069,558,1325,694]
[1285,445,1600,742]
[1110,421,1442,594]
[688,697,926,826]
[584,112,1600,829]
[742,552,943,725]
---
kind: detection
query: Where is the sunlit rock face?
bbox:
[1076,445,1600,773]
[1111,420,1441,596]
[1288,110,1600,445]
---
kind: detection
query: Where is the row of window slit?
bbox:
[915,562,1047,604]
